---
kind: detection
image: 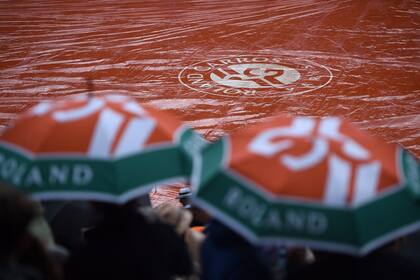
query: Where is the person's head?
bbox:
[89,193,151,221]
[0,184,39,260]
[178,187,192,208]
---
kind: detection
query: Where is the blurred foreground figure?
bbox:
[286,240,420,280]
[155,202,205,279]
[201,220,274,280]
[178,187,193,209]
[41,200,97,255]
[65,199,192,280]
[177,187,211,228]
[0,185,61,280]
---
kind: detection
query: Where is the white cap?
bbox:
[178,187,192,198]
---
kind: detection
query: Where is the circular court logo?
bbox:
[178,56,333,97]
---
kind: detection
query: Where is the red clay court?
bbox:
[0,0,419,202]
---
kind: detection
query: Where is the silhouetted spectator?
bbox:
[178,188,211,227]
[201,220,274,280]
[286,241,420,280]
[155,202,205,279]
[42,201,98,254]
[65,199,192,280]
[0,185,61,280]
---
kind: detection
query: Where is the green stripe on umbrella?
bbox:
[0,94,206,204]
[192,116,420,255]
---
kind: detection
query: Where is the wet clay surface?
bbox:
[1,0,419,203]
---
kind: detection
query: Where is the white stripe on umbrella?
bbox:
[352,161,381,206]
[114,118,155,156]
[323,154,351,206]
[54,99,104,122]
[88,108,124,157]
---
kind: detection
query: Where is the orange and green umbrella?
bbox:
[193,115,420,255]
[0,94,205,203]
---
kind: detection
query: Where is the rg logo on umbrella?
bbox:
[248,117,392,207]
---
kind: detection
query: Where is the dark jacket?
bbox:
[201,221,273,280]
[286,250,420,280]
[0,262,42,280]
[65,207,192,280]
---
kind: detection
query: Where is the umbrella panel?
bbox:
[194,138,420,255]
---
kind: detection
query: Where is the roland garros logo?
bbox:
[178,56,333,97]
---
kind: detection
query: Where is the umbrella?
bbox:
[192,115,420,255]
[0,94,206,204]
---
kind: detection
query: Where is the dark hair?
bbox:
[0,184,39,259]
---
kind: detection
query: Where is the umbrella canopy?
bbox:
[0,94,205,204]
[193,115,420,255]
